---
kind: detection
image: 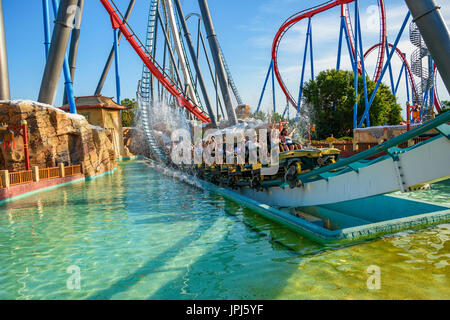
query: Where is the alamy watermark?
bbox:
[366,5,380,30]
[170,127,280,175]
[65,5,82,30]
[66,265,81,290]
[366,265,381,290]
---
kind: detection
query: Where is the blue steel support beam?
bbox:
[338,16,357,112]
[353,1,359,129]
[358,12,411,128]
[297,18,311,114]
[282,102,288,118]
[343,16,356,67]
[394,63,405,96]
[309,21,314,80]
[404,53,410,102]
[272,59,276,113]
[356,3,370,127]
[336,17,344,70]
[256,60,273,113]
[428,56,434,115]
[421,90,429,119]
[385,39,396,93]
[42,0,51,58]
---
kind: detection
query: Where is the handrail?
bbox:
[9,170,33,186]
[1,164,83,189]
[65,164,82,177]
[39,166,60,180]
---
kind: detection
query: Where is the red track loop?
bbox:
[272,0,387,109]
[364,42,420,105]
[343,0,386,82]
[100,0,211,123]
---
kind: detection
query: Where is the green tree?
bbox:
[251,110,266,121]
[439,101,450,115]
[271,112,285,123]
[121,98,137,127]
[302,69,402,139]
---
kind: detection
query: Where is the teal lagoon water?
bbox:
[0,160,448,299]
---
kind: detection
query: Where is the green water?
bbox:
[0,160,448,299]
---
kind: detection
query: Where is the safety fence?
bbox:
[39,167,61,181]
[312,136,432,152]
[0,164,83,188]
[64,165,82,177]
[9,170,33,186]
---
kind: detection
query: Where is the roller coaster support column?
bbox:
[272,57,276,113]
[404,53,410,102]
[336,13,344,70]
[0,0,10,100]
[297,18,312,115]
[95,0,135,95]
[156,10,185,90]
[256,60,273,113]
[406,103,411,131]
[39,0,77,111]
[337,12,356,70]
[358,12,411,128]
[174,0,217,128]
[113,28,121,105]
[405,0,450,93]
[385,39,396,94]
[353,1,358,129]
[394,61,405,96]
[64,0,84,105]
[428,56,434,116]
[42,0,51,58]
[198,0,238,125]
[165,0,200,107]
[355,1,370,127]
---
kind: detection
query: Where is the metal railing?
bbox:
[65,164,82,177]
[0,164,84,189]
[9,170,33,186]
[39,166,60,181]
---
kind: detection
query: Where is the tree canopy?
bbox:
[302,69,402,139]
[121,98,137,128]
[439,100,450,115]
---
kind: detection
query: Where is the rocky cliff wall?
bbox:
[0,100,116,177]
[123,127,152,158]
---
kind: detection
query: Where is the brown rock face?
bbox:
[235,104,250,119]
[0,100,116,177]
[123,127,152,158]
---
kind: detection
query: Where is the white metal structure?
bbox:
[239,136,450,207]
[164,0,199,105]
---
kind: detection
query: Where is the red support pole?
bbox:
[22,121,30,171]
[406,104,411,131]
[308,124,311,145]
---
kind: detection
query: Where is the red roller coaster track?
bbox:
[272,0,387,109]
[433,64,442,113]
[366,44,443,113]
[100,0,211,123]
[364,42,420,104]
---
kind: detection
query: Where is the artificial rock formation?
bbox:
[123,127,152,158]
[0,100,116,176]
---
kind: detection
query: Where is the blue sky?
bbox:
[2,0,449,118]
